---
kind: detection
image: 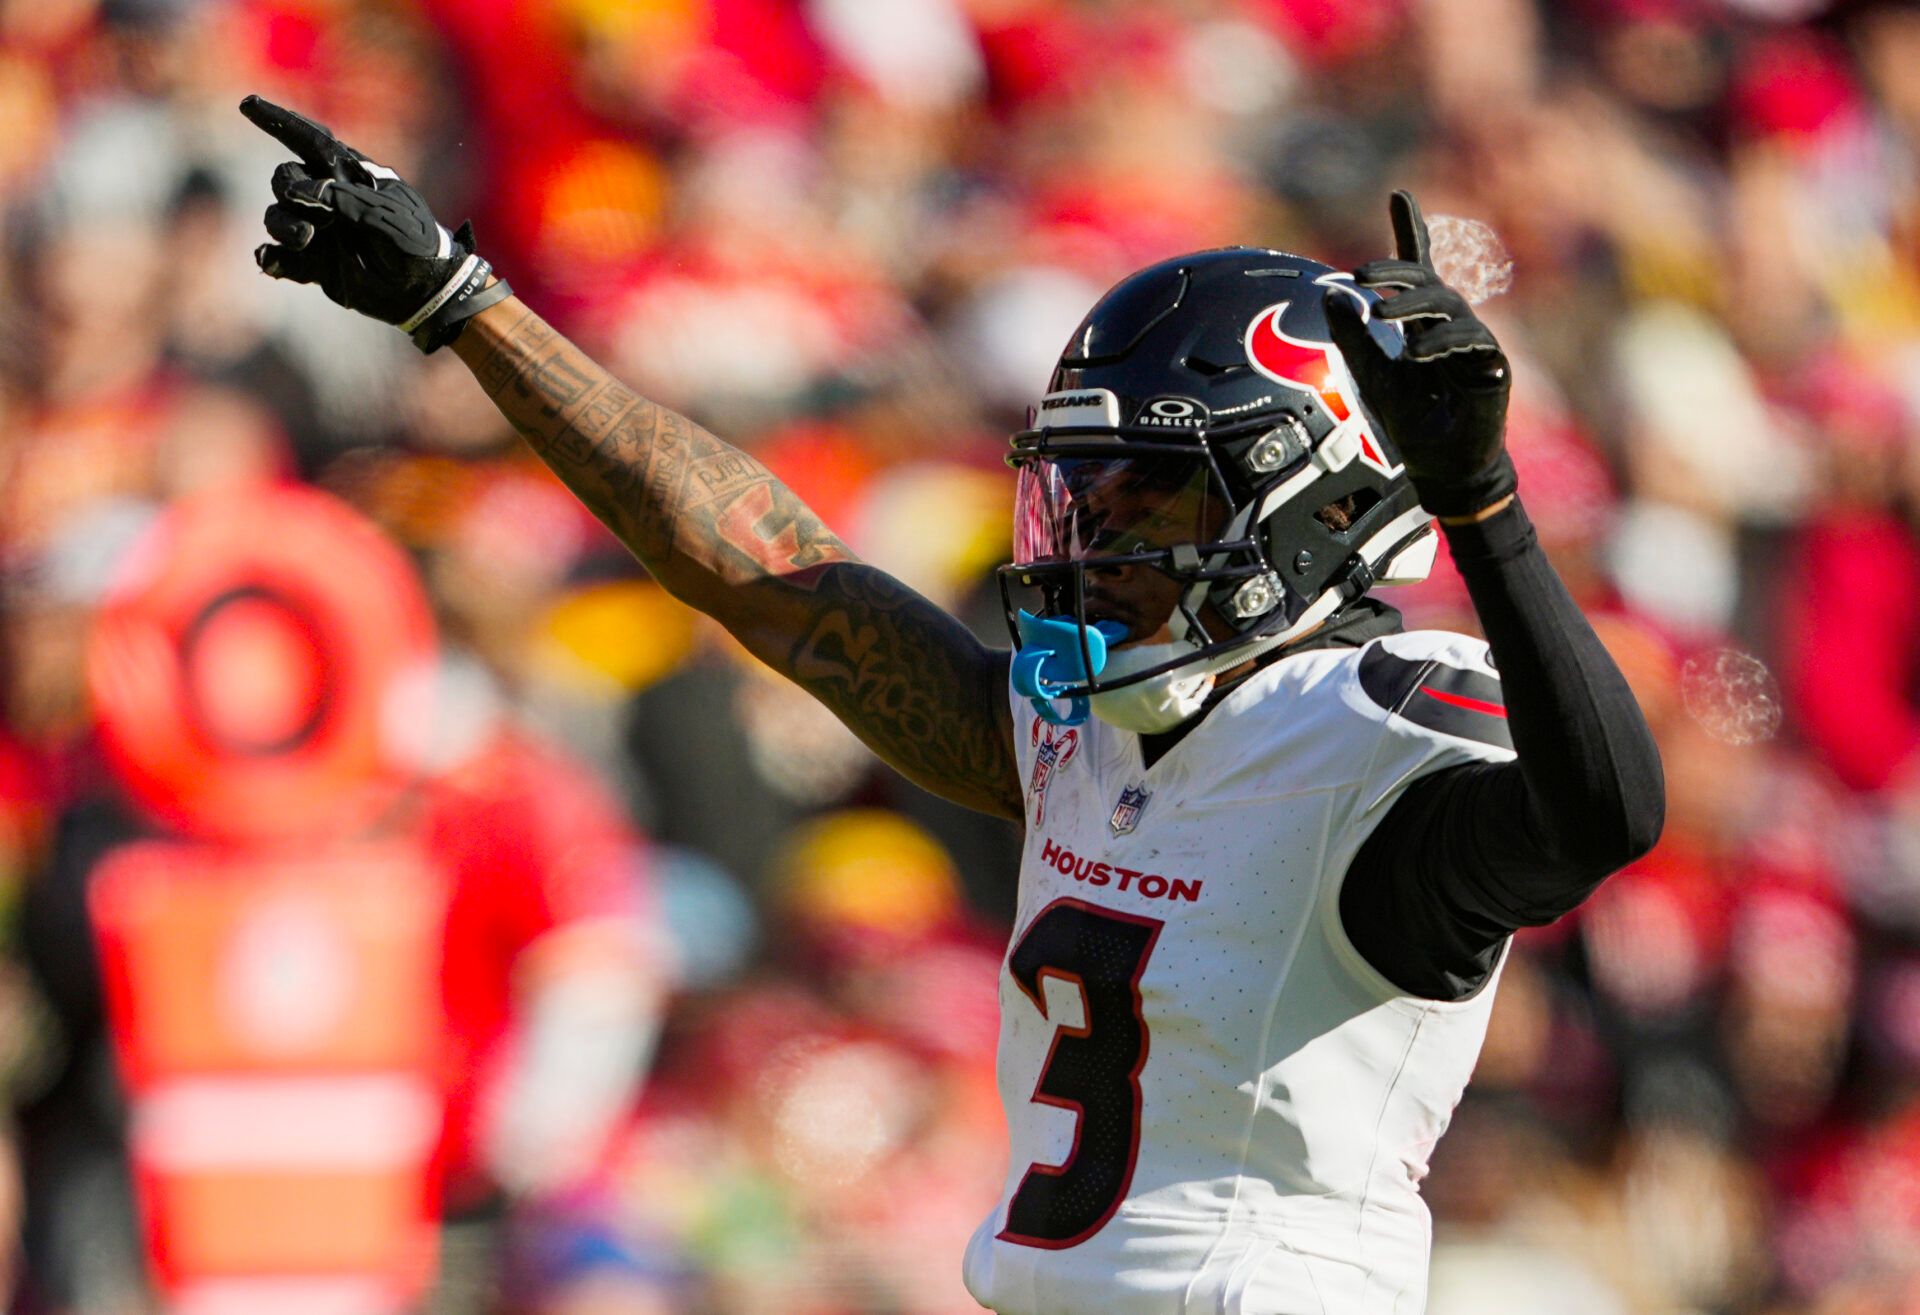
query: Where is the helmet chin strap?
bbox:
[1088,587,1348,734]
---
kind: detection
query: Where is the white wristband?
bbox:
[399,252,481,334]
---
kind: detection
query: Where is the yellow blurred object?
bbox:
[1824,241,1920,338]
[535,580,699,694]
[1620,236,1721,311]
[0,53,55,187]
[558,0,702,44]
[857,464,1011,610]
[774,810,961,941]
[325,454,482,549]
[538,139,670,271]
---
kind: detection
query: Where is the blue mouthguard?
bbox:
[1010,610,1129,727]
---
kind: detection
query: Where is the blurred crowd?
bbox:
[2,0,1920,1311]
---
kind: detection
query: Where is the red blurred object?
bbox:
[0,729,48,833]
[87,484,437,844]
[1509,419,1617,551]
[1028,170,1248,275]
[1780,510,1920,792]
[1789,350,1910,454]
[422,729,648,1204]
[1247,0,1408,64]
[255,3,326,77]
[415,0,825,297]
[972,8,1099,108]
[1579,836,1732,1016]
[755,423,882,533]
[699,0,829,113]
[669,982,844,1102]
[91,840,449,1309]
[410,0,608,296]
[1730,31,1862,141]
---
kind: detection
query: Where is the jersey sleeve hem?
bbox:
[1314,852,1510,1012]
[1319,636,1517,1009]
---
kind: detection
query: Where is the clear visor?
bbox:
[1012,455,1221,566]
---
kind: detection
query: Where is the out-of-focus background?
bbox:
[1,0,1919,1311]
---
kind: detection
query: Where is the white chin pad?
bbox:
[1375,531,1438,585]
[1354,506,1438,588]
[1086,640,1214,734]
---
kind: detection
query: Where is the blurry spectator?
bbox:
[1779,353,1920,795]
[424,725,666,1211]
[11,486,664,1312]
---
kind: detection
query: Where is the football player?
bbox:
[243,95,1663,1314]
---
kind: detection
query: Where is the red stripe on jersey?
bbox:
[1420,686,1507,718]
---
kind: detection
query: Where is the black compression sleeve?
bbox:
[1340,498,1666,1000]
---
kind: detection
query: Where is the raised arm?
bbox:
[1325,193,1664,998]
[451,298,1020,817]
[239,96,1020,818]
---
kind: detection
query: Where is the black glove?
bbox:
[240,95,513,353]
[1324,190,1515,519]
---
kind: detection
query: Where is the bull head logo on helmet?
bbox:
[1244,289,1397,476]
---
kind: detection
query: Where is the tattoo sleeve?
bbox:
[452,297,1022,819]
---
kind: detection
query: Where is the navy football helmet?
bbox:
[998,248,1437,731]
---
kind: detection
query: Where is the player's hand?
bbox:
[240,94,510,352]
[1324,190,1515,520]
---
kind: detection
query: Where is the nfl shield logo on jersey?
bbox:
[1109,784,1151,836]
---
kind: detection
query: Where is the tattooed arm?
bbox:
[234,97,1019,815]
[452,296,1023,819]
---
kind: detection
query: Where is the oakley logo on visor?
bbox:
[1135,397,1208,429]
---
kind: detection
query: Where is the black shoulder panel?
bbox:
[1358,644,1512,752]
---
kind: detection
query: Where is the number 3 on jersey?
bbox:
[999,898,1164,1249]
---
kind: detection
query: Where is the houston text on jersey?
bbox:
[1037,837,1203,902]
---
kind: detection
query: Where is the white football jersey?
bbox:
[964,630,1517,1315]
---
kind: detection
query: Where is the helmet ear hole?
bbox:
[1313,494,1356,533]
[1312,489,1380,535]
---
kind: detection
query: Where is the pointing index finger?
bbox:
[239,95,342,171]
[1388,190,1432,269]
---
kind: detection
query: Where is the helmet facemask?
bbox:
[1011,449,1237,642]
